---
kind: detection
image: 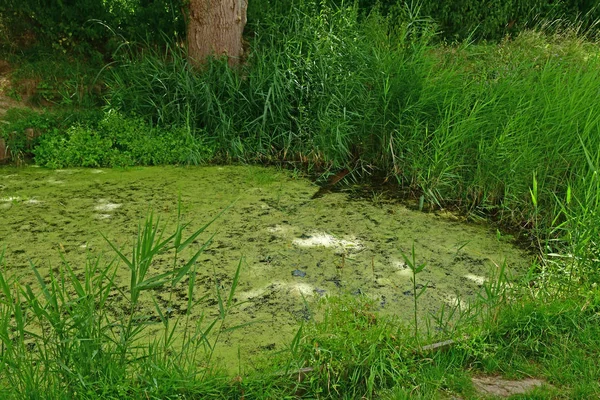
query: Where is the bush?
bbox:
[0,0,186,56]
[0,108,104,160]
[33,111,213,168]
[417,0,600,40]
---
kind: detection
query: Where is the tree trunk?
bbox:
[187,0,247,67]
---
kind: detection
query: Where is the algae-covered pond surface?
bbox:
[0,165,531,370]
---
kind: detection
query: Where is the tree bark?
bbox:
[187,0,247,67]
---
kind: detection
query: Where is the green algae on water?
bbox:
[0,165,531,371]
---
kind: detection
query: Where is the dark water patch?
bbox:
[292,269,306,277]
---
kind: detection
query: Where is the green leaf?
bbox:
[172,234,215,286]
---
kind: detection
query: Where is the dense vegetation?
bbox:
[1,0,598,52]
[1,0,600,398]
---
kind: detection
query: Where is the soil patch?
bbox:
[472,376,547,398]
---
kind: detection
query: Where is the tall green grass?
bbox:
[106,1,441,167]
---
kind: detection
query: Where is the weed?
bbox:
[0,108,103,162]
[33,111,213,168]
[400,243,428,341]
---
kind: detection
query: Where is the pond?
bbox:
[0,165,531,371]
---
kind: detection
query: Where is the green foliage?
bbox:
[33,111,213,168]
[416,0,600,41]
[400,243,428,339]
[126,0,187,43]
[249,0,600,42]
[278,286,600,398]
[0,0,110,55]
[8,56,106,107]
[0,108,103,160]
[107,1,440,167]
[1,0,597,58]
[34,124,113,167]
[0,0,186,55]
[470,294,600,393]
[294,297,413,398]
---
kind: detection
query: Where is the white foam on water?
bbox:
[267,224,290,234]
[96,214,112,220]
[25,198,42,204]
[464,274,486,285]
[237,287,268,301]
[396,268,413,277]
[293,232,363,253]
[90,169,105,174]
[94,199,122,212]
[287,282,315,296]
[1,197,42,204]
[392,260,413,277]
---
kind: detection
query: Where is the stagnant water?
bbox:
[0,165,531,371]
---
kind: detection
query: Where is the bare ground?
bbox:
[472,376,547,398]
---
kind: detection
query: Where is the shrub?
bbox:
[249,0,600,42]
[33,111,213,168]
[0,0,186,55]
[0,108,103,160]
[415,0,600,41]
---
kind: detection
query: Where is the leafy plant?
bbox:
[0,0,186,56]
[400,243,428,340]
[33,111,213,168]
[0,108,103,161]
[295,295,413,398]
